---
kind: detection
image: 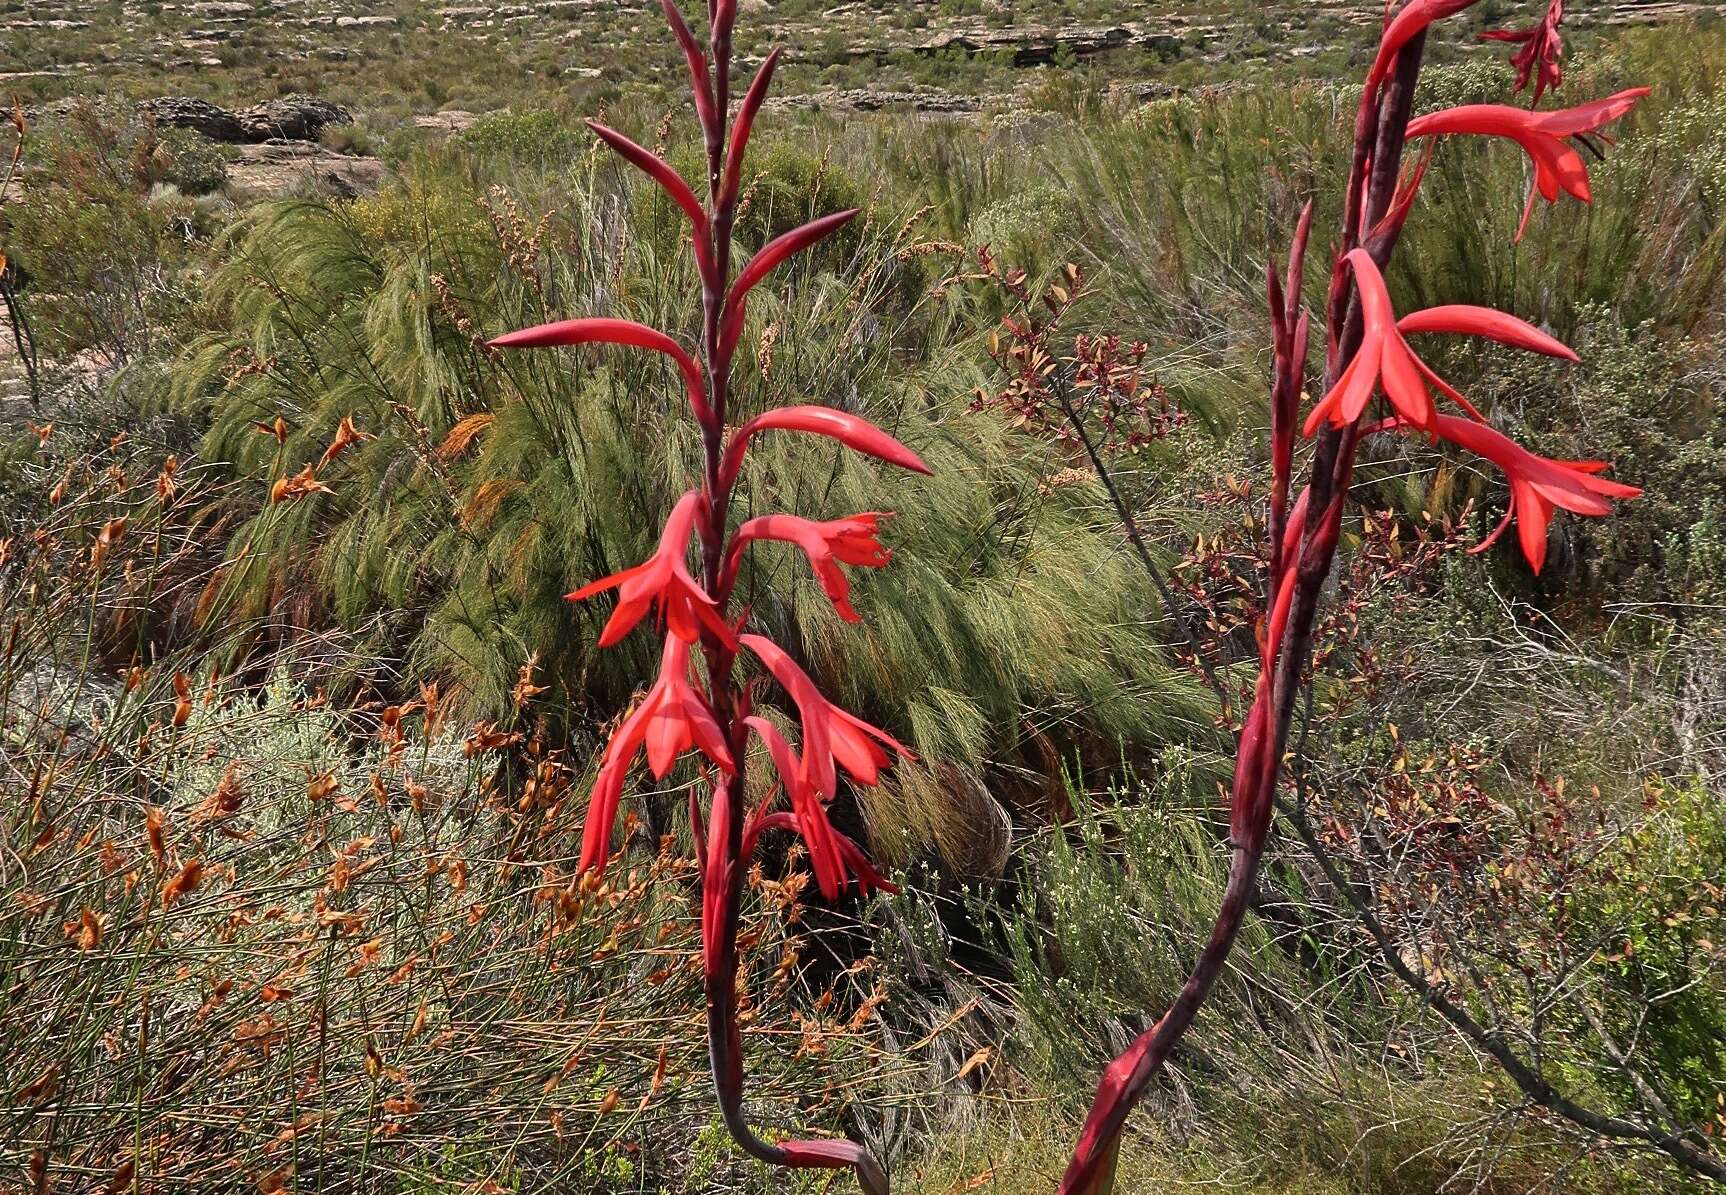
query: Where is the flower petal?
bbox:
[488,316,712,423]
[1397,305,1578,360]
[721,406,931,486]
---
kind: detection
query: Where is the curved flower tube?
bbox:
[585,120,717,283]
[727,512,892,622]
[1406,87,1649,238]
[719,209,861,360]
[1367,0,1481,87]
[489,316,714,425]
[581,636,735,875]
[657,0,717,141]
[565,490,736,648]
[720,405,931,488]
[721,48,781,212]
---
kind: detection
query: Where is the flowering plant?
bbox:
[1057,2,1642,1191]
[494,0,1648,1190]
[488,1,922,1189]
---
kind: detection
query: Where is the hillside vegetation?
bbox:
[0,6,1723,1193]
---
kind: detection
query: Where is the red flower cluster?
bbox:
[1482,0,1566,106]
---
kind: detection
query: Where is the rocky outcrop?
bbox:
[226,140,385,198]
[412,109,479,133]
[140,94,352,143]
[767,89,983,114]
[139,96,247,141]
[836,23,1189,69]
[235,95,351,141]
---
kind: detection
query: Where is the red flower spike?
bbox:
[720,48,781,213]
[1058,2,1645,1189]
[719,209,861,359]
[1382,412,1640,572]
[720,405,930,488]
[585,121,717,283]
[740,633,910,800]
[581,637,736,875]
[562,1,919,1189]
[566,490,737,648]
[1406,88,1649,240]
[746,717,847,900]
[488,317,714,425]
[1482,0,1564,107]
[730,512,892,622]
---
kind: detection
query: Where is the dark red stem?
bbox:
[669,2,887,1188]
[1056,30,1429,1195]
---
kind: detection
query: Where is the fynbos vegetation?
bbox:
[1,2,1723,1193]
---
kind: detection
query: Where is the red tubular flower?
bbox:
[776,1140,889,1195]
[740,633,909,800]
[658,0,717,139]
[1367,0,1480,88]
[720,405,930,487]
[585,120,717,283]
[1406,88,1650,239]
[718,209,861,361]
[1303,249,1575,434]
[746,717,847,899]
[1384,412,1640,572]
[1482,0,1564,107]
[728,513,892,622]
[566,490,737,648]
[488,316,714,425]
[582,636,735,875]
[721,48,781,212]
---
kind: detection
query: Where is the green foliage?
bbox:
[1,102,211,366]
[155,142,1210,867]
[965,183,1080,267]
[459,108,584,164]
[1582,776,1726,1126]
[159,126,239,196]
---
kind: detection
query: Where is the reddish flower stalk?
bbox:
[490,3,927,1189]
[1057,4,1642,1191]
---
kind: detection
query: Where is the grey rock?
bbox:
[235,94,351,141]
[140,95,247,141]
